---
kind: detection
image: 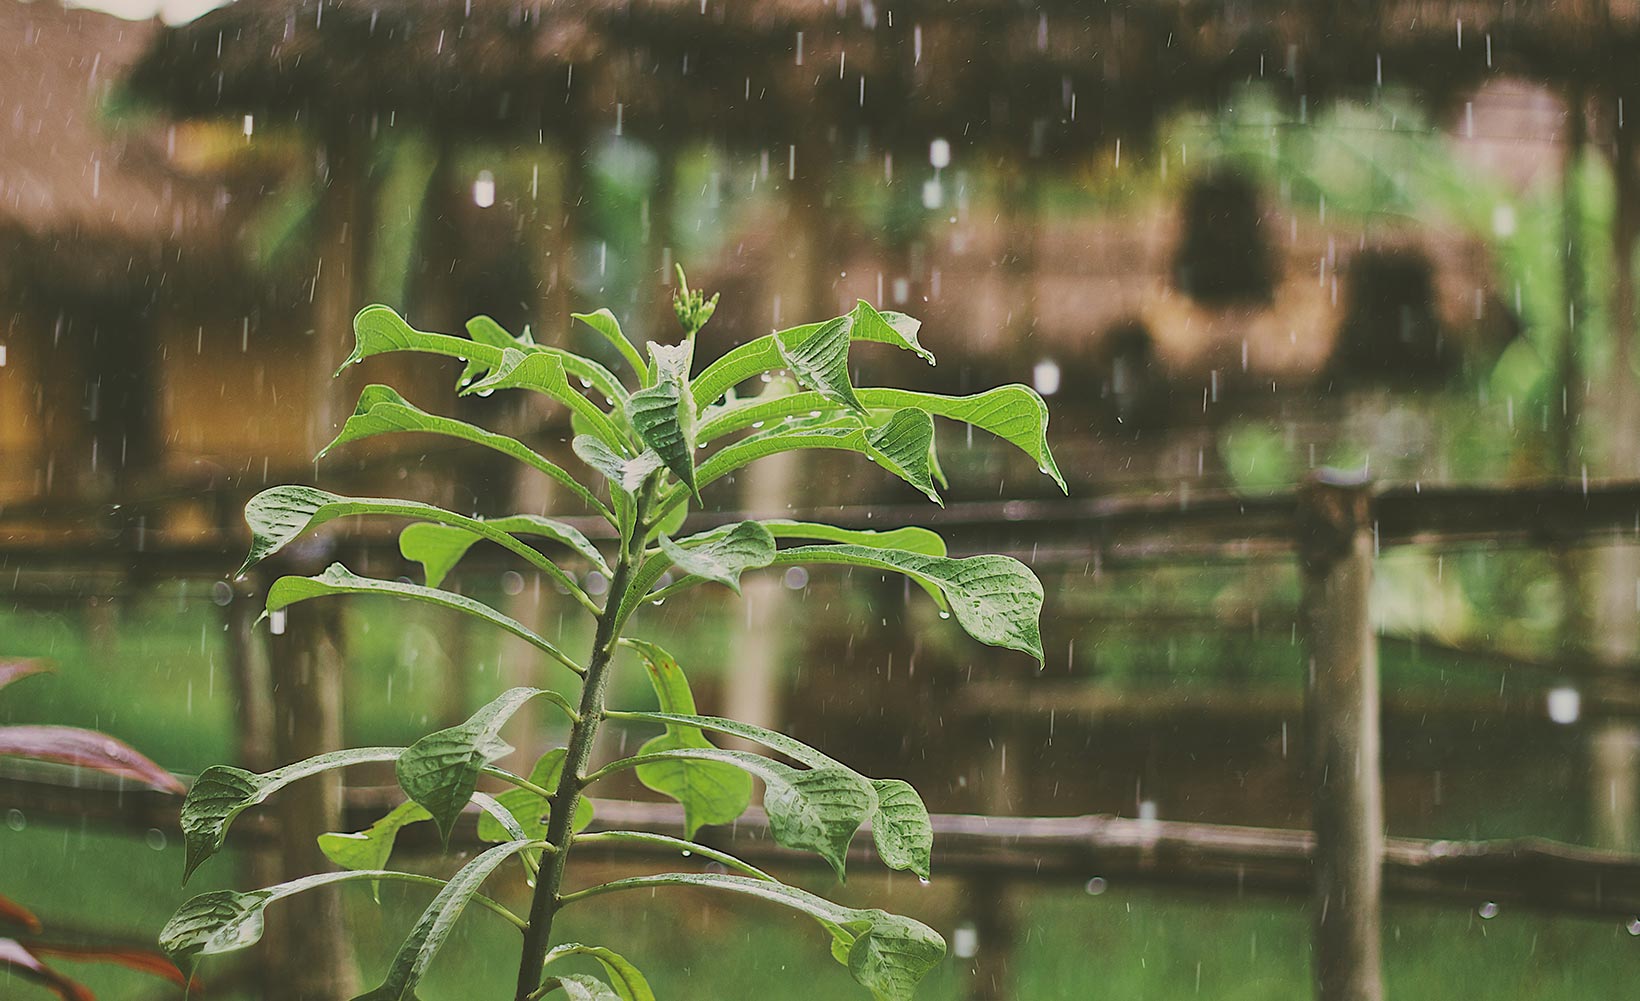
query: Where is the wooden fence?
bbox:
[6,476,1640,999]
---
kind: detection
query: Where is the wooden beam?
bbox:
[5,773,1639,920]
[1299,473,1383,1001]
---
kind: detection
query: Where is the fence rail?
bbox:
[6,481,1640,584]
[3,772,1637,922]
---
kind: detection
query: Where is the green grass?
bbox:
[6,820,1635,1000]
[2,584,1632,999]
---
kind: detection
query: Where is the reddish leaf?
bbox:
[0,938,95,1001]
[0,660,51,693]
[0,726,184,795]
[0,893,42,933]
[29,943,190,989]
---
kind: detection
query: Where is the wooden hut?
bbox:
[0,1,244,518]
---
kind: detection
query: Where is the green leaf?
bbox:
[463,348,628,451]
[622,640,753,838]
[542,944,655,1001]
[691,307,931,409]
[776,315,865,414]
[859,409,940,503]
[266,564,583,674]
[573,309,649,383]
[848,300,935,365]
[476,748,594,842]
[696,410,941,503]
[606,747,873,879]
[160,873,348,975]
[353,840,538,1001]
[318,800,431,874]
[541,975,623,1001]
[626,342,699,498]
[609,709,927,876]
[181,748,402,882]
[759,520,946,557]
[854,386,1065,492]
[867,780,932,882]
[345,305,505,377]
[573,435,664,496]
[562,873,944,1001]
[237,486,590,608]
[465,314,534,349]
[343,306,626,406]
[776,545,1044,663]
[317,796,533,903]
[398,688,563,845]
[161,871,521,978]
[610,712,837,769]
[658,521,776,594]
[400,516,611,589]
[574,830,773,882]
[468,316,628,407]
[696,384,1062,492]
[319,385,611,519]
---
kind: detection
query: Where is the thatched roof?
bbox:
[125,0,600,137]
[126,0,1640,166]
[0,0,238,298]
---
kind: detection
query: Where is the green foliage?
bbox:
[164,275,1058,1000]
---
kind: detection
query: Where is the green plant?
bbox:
[157,268,1063,1001]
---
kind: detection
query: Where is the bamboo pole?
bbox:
[1298,472,1383,1001]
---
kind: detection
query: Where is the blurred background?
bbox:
[5,0,1640,998]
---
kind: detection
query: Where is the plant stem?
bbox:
[511,492,648,1001]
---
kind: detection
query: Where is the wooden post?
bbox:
[964,719,1021,1001]
[249,123,370,1001]
[723,143,832,742]
[265,591,352,1001]
[1591,99,1640,851]
[223,575,275,773]
[1298,472,1383,1001]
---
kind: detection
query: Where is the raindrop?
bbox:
[921,178,943,210]
[1477,902,1500,919]
[1084,877,1108,895]
[5,809,24,832]
[269,608,288,636]
[929,138,951,169]
[783,567,809,590]
[937,610,951,620]
[586,571,610,596]
[1032,359,1062,396]
[501,571,526,596]
[1547,687,1581,725]
[1627,917,1640,936]
[145,828,168,851]
[472,170,496,209]
[952,921,979,959]
[211,580,234,606]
